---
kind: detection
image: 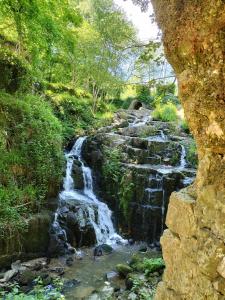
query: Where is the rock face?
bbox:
[48,198,97,256]
[150,1,225,299]
[0,212,51,268]
[83,109,195,243]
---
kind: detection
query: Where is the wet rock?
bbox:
[139,245,148,253]
[75,250,84,260]
[49,267,65,275]
[66,256,74,267]
[0,269,18,283]
[72,162,84,190]
[128,292,138,300]
[93,244,113,258]
[128,239,135,245]
[21,258,47,270]
[101,244,113,253]
[105,271,118,281]
[83,109,195,244]
[63,279,80,291]
[49,200,98,254]
[18,270,38,285]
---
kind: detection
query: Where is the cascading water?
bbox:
[57,137,124,246]
[160,130,167,141]
[179,145,187,169]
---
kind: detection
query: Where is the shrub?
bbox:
[119,171,135,220]
[102,148,122,184]
[186,140,198,168]
[152,102,177,122]
[0,92,64,236]
[181,119,190,133]
[136,85,154,106]
[0,278,64,300]
[142,258,165,275]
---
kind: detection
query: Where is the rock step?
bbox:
[143,188,164,206]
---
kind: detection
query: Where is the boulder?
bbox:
[116,264,133,277]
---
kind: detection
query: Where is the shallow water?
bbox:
[61,245,158,299]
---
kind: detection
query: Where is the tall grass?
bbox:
[152,102,178,122]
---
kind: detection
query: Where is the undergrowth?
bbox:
[152,102,178,122]
[0,92,64,236]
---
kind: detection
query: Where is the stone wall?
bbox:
[151,1,225,299]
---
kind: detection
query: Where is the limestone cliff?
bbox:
[151,1,225,299]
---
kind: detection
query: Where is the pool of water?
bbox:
[55,245,158,299]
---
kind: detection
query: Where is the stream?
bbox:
[0,108,196,300]
[60,244,159,299]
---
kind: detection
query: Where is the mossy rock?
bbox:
[101,244,113,254]
[116,264,133,277]
[129,254,145,272]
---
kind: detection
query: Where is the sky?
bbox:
[113,0,159,42]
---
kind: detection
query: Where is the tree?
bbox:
[73,0,137,111]
[0,0,82,82]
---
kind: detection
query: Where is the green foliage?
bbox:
[136,85,154,106]
[142,258,165,276]
[119,172,135,220]
[0,0,136,105]
[48,93,95,138]
[156,83,175,96]
[139,126,158,138]
[181,119,190,133]
[0,92,63,236]
[0,0,82,83]
[152,102,178,122]
[0,48,30,93]
[185,140,198,168]
[130,255,165,274]
[102,150,135,219]
[126,254,164,300]
[102,148,122,184]
[153,83,179,107]
[0,277,64,300]
[131,277,155,300]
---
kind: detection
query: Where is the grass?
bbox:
[152,102,178,122]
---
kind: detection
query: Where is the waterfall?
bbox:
[59,137,124,246]
[160,130,167,141]
[179,145,187,169]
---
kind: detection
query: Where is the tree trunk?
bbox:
[151,1,225,299]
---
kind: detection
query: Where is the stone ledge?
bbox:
[166,189,197,237]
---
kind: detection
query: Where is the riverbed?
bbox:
[51,244,160,299]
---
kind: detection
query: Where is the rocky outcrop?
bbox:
[0,212,51,268]
[83,109,195,243]
[150,1,225,299]
[48,199,97,255]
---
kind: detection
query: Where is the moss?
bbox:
[116,264,133,277]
